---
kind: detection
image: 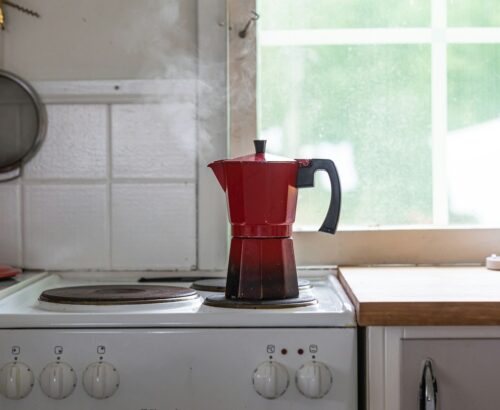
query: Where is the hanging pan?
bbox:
[0,69,47,181]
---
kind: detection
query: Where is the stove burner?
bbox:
[39,285,199,305]
[203,294,318,309]
[191,278,312,293]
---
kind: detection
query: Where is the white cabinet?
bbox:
[365,326,500,410]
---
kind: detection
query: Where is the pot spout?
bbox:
[208,160,226,191]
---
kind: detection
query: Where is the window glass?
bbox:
[447,45,500,224]
[258,1,500,229]
[448,0,500,27]
[259,45,432,228]
[260,0,430,30]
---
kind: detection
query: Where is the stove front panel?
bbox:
[0,328,356,410]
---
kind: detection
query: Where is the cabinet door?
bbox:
[401,339,500,410]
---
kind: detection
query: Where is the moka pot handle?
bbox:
[296,159,341,235]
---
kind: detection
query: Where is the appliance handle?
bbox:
[419,359,438,410]
[296,159,341,234]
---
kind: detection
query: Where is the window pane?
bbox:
[258,45,432,228]
[447,45,500,225]
[448,0,500,27]
[259,0,430,30]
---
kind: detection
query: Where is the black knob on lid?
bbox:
[254,139,266,154]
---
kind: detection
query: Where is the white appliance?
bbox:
[0,270,357,410]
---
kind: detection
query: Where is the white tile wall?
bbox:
[24,184,110,269]
[24,105,108,179]
[112,184,196,269]
[0,91,198,270]
[112,103,196,179]
[0,184,22,266]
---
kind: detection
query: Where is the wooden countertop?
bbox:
[338,266,500,326]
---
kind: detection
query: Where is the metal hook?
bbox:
[239,10,259,39]
[4,1,40,18]
[0,0,40,30]
[0,0,4,30]
[3,0,40,18]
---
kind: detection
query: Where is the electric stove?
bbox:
[0,269,356,410]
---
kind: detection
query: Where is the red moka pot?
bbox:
[208,140,341,300]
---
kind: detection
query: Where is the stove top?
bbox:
[39,285,200,305]
[0,270,355,328]
[0,270,357,409]
[191,277,312,292]
[203,293,318,309]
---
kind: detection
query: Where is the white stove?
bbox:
[0,269,357,410]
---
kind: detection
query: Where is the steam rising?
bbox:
[112,0,227,165]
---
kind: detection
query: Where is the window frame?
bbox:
[227,0,500,266]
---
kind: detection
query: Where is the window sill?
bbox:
[293,228,500,266]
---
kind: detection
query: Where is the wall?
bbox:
[0,0,228,271]
[0,0,198,81]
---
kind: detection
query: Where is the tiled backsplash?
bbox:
[0,84,198,270]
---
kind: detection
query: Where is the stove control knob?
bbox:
[252,361,289,399]
[296,361,333,399]
[83,362,119,399]
[39,362,77,399]
[0,362,34,399]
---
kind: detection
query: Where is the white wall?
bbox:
[0,83,199,270]
[0,0,198,80]
[0,0,228,271]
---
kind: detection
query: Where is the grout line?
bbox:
[21,178,197,185]
[34,80,198,105]
[112,177,197,184]
[40,97,197,105]
[17,181,24,268]
[107,104,113,269]
[195,0,200,271]
[19,175,26,269]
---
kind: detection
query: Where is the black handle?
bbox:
[419,359,438,410]
[296,159,341,235]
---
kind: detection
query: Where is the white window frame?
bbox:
[227,0,500,266]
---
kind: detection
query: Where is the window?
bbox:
[256,0,500,231]
[226,0,500,265]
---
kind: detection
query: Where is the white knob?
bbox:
[252,361,289,399]
[296,361,333,399]
[39,362,77,399]
[83,362,119,399]
[0,362,34,399]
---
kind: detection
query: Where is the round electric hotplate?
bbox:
[191,278,312,293]
[39,285,199,305]
[203,294,318,309]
